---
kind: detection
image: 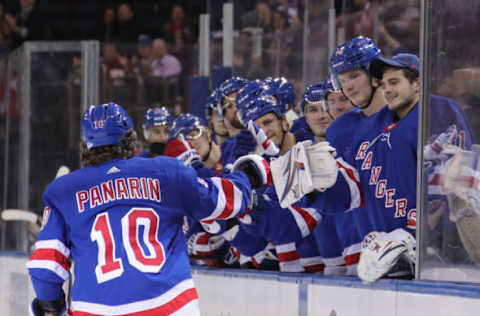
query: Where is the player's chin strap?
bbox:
[341,76,378,110]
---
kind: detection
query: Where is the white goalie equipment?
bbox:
[357,228,416,284]
[271,140,338,208]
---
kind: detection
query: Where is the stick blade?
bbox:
[1,209,40,224]
[56,165,70,178]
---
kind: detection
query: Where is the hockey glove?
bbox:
[424,125,458,161]
[271,140,337,208]
[232,154,272,189]
[357,229,416,284]
[187,231,226,257]
[443,148,480,221]
[30,295,67,316]
[248,120,280,156]
[303,140,338,192]
[164,135,203,169]
[233,129,257,159]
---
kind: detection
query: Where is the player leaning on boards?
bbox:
[273,52,473,283]
[26,102,268,316]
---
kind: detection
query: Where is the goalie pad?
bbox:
[271,140,337,208]
[357,231,408,284]
[232,154,272,189]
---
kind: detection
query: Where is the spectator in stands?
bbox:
[241,1,274,33]
[172,96,184,117]
[151,38,182,78]
[276,0,303,27]
[163,5,192,62]
[134,34,154,78]
[98,6,116,42]
[4,0,49,49]
[112,2,139,44]
[0,2,11,55]
[102,42,128,87]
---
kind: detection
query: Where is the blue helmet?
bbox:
[217,76,248,117]
[169,113,206,139]
[82,102,133,150]
[237,94,283,126]
[329,36,381,88]
[236,80,268,112]
[205,88,221,119]
[301,82,332,113]
[142,107,173,140]
[263,77,296,112]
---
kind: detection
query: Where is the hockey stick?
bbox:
[0,165,70,225]
[1,209,41,224]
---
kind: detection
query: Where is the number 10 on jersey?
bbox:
[91,207,166,283]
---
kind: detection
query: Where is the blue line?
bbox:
[298,279,308,316]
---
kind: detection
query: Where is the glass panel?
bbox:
[0,43,87,252]
[339,0,420,57]
[419,0,480,282]
[99,40,194,151]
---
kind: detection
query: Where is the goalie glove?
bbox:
[232,154,272,189]
[30,295,67,316]
[247,120,280,156]
[357,229,416,284]
[304,141,338,192]
[423,125,459,161]
[271,140,337,208]
[443,148,480,221]
[164,135,203,169]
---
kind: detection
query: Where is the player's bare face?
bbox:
[327,91,354,119]
[147,125,169,143]
[381,69,419,118]
[304,102,332,137]
[210,110,228,137]
[338,69,372,107]
[255,113,284,147]
[187,126,210,159]
[223,92,243,129]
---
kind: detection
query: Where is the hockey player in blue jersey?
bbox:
[324,76,354,119]
[139,106,173,157]
[26,102,273,315]
[300,82,333,143]
[288,52,473,282]
[234,94,323,273]
[215,76,249,164]
[320,36,388,275]
[205,88,230,146]
[165,113,276,270]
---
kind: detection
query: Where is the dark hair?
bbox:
[81,130,137,167]
[382,65,418,83]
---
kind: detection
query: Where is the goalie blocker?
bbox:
[270,140,338,208]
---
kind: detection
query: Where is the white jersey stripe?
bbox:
[34,239,70,257]
[26,260,70,280]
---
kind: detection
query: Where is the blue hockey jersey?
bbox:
[316,95,473,236]
[27,156,252,315]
